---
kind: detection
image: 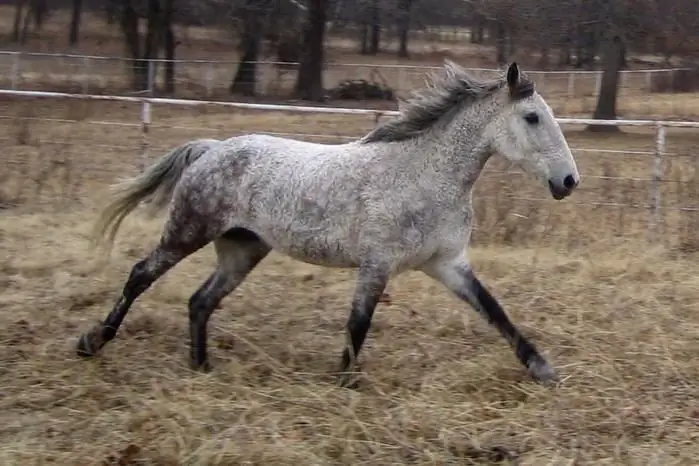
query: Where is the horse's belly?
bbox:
[262,228,360,268]
[273,239,360,268]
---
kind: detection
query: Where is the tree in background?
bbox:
[116,0,177,93]
[69,0,83,46]
[396,0,414,57]
[12,0,49,44]
[294,0,328,101]
[230,0,273,96]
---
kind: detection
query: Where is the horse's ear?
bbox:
[506,62,520,87]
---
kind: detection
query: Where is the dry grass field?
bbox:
[1,96,699,465]
[2,9,699,465]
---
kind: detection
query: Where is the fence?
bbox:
[0,51,695,117]
[1,88,699,250]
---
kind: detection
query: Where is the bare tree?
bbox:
[294,0,329,101]
[588,34,625,131]
[230,0,273,96]
[162,0,176,94]
[396,0,413,57]
[119,0,167,91]
[12,0,25,43]
[69,0,83,46]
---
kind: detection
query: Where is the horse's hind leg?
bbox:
[76,220,211,358]
[188,228,270,371]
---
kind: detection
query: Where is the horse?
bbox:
[76,61,580,387]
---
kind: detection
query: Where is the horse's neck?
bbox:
[412,117,493,191]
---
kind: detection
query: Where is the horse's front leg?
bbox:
[337,263,390,388]
[423,253,558,385]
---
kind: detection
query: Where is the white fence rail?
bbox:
[1,88,699,243]
[0,50,690,100]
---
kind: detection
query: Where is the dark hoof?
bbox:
[76,334,95,357]
[527,358,559,386]
[76,325,107,358]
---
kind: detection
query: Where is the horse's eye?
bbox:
[524,112,539,125]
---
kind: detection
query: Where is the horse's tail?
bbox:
[91,138,221,251]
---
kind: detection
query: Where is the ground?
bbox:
[2,10,699,466]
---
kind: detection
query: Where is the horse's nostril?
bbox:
[563,174,577,189]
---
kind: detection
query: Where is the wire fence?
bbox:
[1,89,699,251]
[0,51,697,118]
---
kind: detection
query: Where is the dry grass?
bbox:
[2,97,699,464]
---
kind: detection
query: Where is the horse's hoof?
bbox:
[76,328,105,357]
[527,358,559,386]
[76,333,95,357]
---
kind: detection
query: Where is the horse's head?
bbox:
[486,62,580,200]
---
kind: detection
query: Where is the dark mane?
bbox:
[360,60,535,144]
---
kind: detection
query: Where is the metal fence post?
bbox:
[82,56,90,94]
[205,61,214,97]
[140,98,152,171]
[11,52,21,89]
[567,72,575,99]
[140,59,155,170]
[648,123,666,241]
[147,58,156,95]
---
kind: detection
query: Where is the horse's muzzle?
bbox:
[548,174,578,200]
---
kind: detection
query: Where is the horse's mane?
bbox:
[360,60,534,144]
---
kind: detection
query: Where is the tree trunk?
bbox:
[69,0,83,46]
[139,0,163,93]
[587,35,625,132]
[472,16,485,44]
[230,0,268,96]
[20,0,32,44]
[120,0,141,88]
[12,0,24,43]
[294,0,328,101]
[506,26,516,58]
[32,0,47,30]
[558,39,571,66]
[162,0,175,94]
[106,0,117,25]
[396,0,412,58]
[494,20,506,65]
[538,47,549,69]
[359,21,369,54]
[369,0,380,55]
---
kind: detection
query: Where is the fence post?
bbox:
[11,52,21,89]
[648,123,666,241]
[595,71,602,97]
[567,72,575,99]
[82,56,90,94]
[147,58,156,95]
[374,111,382,127]
[140,59,155,170]
[205,61,214,97]
[645,71,652,92]
[140,98,152,171]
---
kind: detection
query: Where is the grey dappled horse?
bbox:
[77,61,580,387]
